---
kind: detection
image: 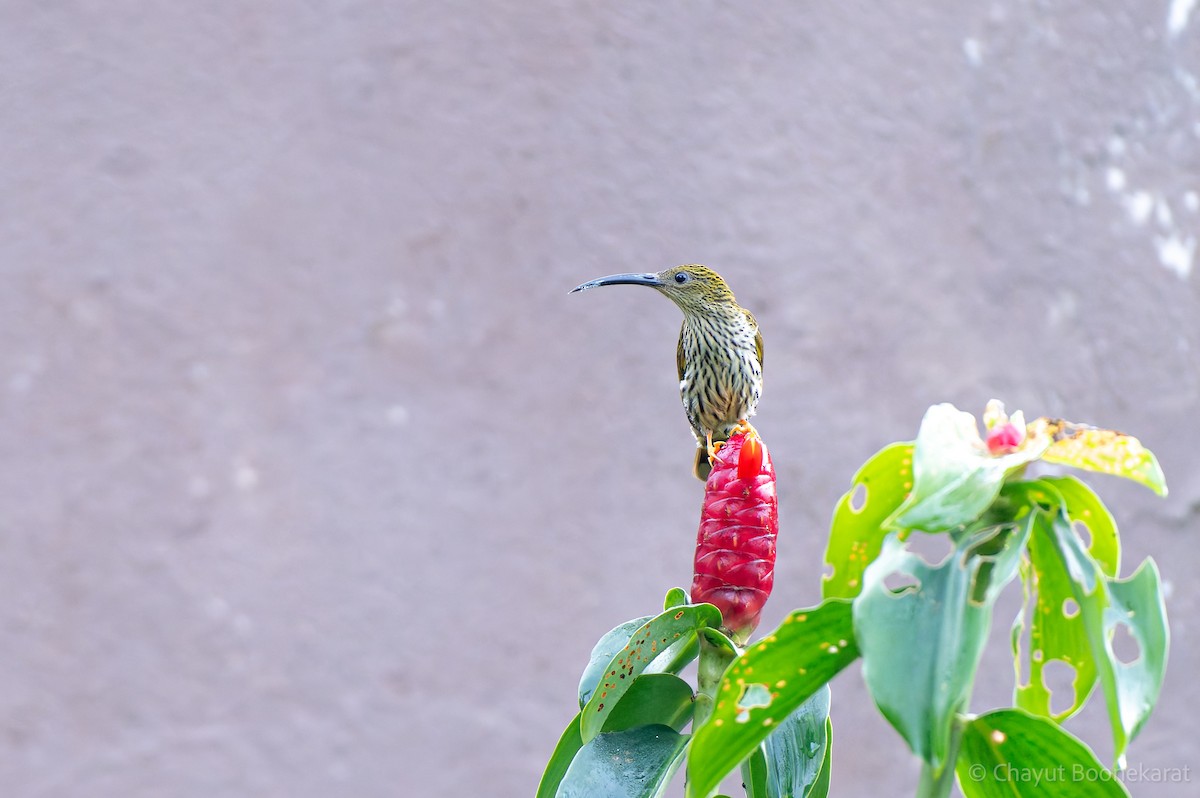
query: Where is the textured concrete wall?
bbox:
[3,2,1198,796]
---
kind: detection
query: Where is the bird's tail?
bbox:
[693,446,711,481]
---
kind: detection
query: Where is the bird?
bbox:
[570,265,763,480]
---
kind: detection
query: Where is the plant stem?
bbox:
[691,632,740,798]
[916,715,966,798]
[694,633,737,731]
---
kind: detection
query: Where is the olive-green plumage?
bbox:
[571,264,763,480]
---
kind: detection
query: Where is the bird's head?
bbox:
[570,264,737,314]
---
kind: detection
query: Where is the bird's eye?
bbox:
[674,272,689,284]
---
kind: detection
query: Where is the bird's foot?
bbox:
[733,419,758,438]
[707,421,759,465]
[706,431,723,464]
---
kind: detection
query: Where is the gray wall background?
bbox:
[2,1,1198,796]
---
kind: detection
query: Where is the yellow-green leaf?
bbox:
[823,442,913,599]
[1009,478,1120,722]
[1029,418,1167,497]
[956,709,1128,797]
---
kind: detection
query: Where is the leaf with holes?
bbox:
[1042,477,1121,576]
[1008,479,1120,722]
[823,442,913,599]
[580,603,721,741]
[1029,418,1168,497]
[685,601,857,798]
[1103,563,1169,754]
[887,404,1050,533]
[854,518,1031,774]
[1014,511,1097,723]
[555,724,689,798]
[1035,506,1168,763]
[956,708,1129,797]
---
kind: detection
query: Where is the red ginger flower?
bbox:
[690,431,778,644]
[983,398,1027,455]
[986,422,1024,454]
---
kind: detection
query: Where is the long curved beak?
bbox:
[570,272,664,293]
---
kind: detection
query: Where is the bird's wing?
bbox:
[676,321,686,383]
[745,308,763,369]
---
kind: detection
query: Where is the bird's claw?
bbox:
[706,431,722,464]
[732,419,758,438]
[707,421,758,465]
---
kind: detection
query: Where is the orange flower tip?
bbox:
[738,435,764,479]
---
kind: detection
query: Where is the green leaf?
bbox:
[581,603,721,742]
[579,612,703,710]
[1008,478,1120,722]
[579,616,654,708]
[738,692,832,798]
[956,708,1128,797]
[805,719,833,798]
[1104,564,1170,749]
[763,685,832,798]
[1042,477,1121,577]
[1015,515,1098,722]
[823,442,914,599]
[695,628,740,735]
[1036,508,1169,762]
[601,673,695,733]
[541,676,696,798]
[555,724,689,798]
[699,625,740,654]
[652,633,701,678]
[740,745,770,798]
[686,601,856,798]
[887,404,1049,533]
[664,587,690,609]
[536,713,584,798]
[1030,418,1168,497]
[854,519,1031,774]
